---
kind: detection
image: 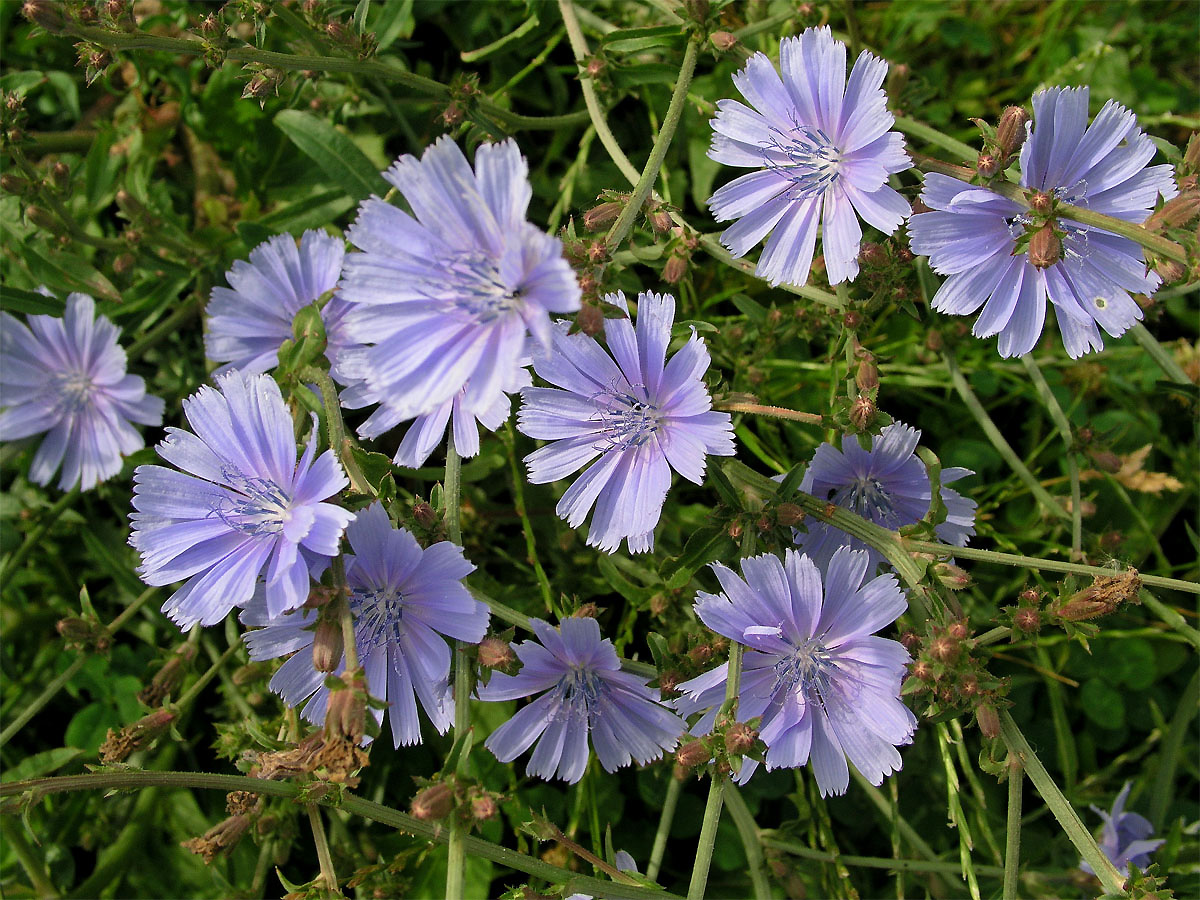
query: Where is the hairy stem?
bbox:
[893,116,978,162]
[723,785,772,900]
[646,775,681,882]
[445,432,470,900]
[718,401,825,425]
[307,804,341,894]
[1003,758,1024,900]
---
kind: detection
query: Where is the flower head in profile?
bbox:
[477,617,685,783]
[794,422,976,573]
[673,547,916,796]
[334,137,580,465]
[518,291,735,553]
[130,371,354,630]
[1081,782,1164,876]
[242,503,489,747]
[0,292,163,490]
[707,27,911,287]
[205,230,351,376]
[908,87,1178,358]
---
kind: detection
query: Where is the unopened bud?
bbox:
[583,201,622,231]
[995,106,1031,158]
[584,56,605,79]
[103,0,126,20]
[22,0,64,30]
[200,13,221,37]
[312,617,344,673]
[469,791,498,821]
[855,357,879,392]
[647,208,672,233]
[1053,571,1141,621]
[1028,191,1053,214]
[0,173,29,195]
[1028,224,1061,268]
[929,634,959,663]
[138,645,196,706]
[477,636,515,669]
[960,673,979,696]
[976,153,999,178]
[710,31,738,52]
[1146,192,1200,230]
[688,643,714,665]
[662,251,688,284]
[410,782,454,820]
[1154,258,1185,284]
[586,241,607,263]
[727,521,743,539]
[25,205,60,233]
[776,503,803,527]
[658,669,680,693]
[325,671,366,743]
[1084,446,1122,473]
[937,563,971,590]
[886,61,909,95]
[948,621,969,641]
[899,631,920,652]
[577,304,604,336]
[842,310,863,329]
[849,393,875,430]
[57,616,98,645]
[572,602,600,619]
[910,659,933,681]
[858,241,887,267]
[724,722,757,755]
[413,501,438,529]
[1013,607,1041,633]
[112,252,136,275]
[676,740,710,768]
[975,703,1000,739]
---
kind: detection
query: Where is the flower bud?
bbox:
[929,634,960,663]
[572,602,600,619]
[975,703,1000,739]
[1154,258,1185,284]
[1084,446,1122,474]
[976,153,999,178]
[576,304,604,336]
[477,636,515,669]
[858,241,887,267]
[710,31,738,52]
[948,621,969,641]
[688,643,714,665]
[849,393,875,430]
[776,503,803,527]
[724,722,758,755]
[995,106,1031,158]
[1028,224,1061,268]
[910,660,933,681]
[842,310,863,329]
[727,521,743,539]
[583,200,622,231]
[1027,191,1053,215]
[647,207,673,234]
[0,173,29,195]
[899,631,920,652]
[22,0,64,31]
[112,252,136,275]
[959,673,979,696]
[200,13,221,37]
[311,617,344,673]
[137,645,196,706]
[662,251,688,284]
[1146,192,1200,231]
[25,206,60,234]
[410,782,454,820]
[855,357,879,392]
[937,562,970,590]
[412,500,438,529]
[325,671,366,744]
[676,739,710,768]
[470,791,498,821]
[1013,607,1041,633]
[658,669,680,693]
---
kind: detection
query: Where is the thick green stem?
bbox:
[1003,759,1023,900]
[1,488,81,583]
[0,772,679,900]
[722,785,772,900]
[943,351,1070,520]
[1020,355,1082,557]
[646,775,681,882]
[698,234,843,308]
[307,803,341,894]
[445,433,470,900]
[604,38,700,252]
[1139,589,1200,650]
[903,538,1200,595]
[893,116,978,162]
[173,644,238,710]
[998,711,1126,895]
[1,815,60,898]
[1130,323,1194,385]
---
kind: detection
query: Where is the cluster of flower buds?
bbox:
[439,72,481,128]
[972,105,1031,178]
[241,64,286,105]
[57,614,111,652]
[901,620,1008,735]
[674,716,761,779]
[409,776,501,831]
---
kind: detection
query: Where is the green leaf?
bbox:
[0,747,83,783]
[1080,678,1125,731]
[274,110,390,202]
[352,0,370,35]
[0,285,62,315]
[662,524,731,590]
[601,24,686,53]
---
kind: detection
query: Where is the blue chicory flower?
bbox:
[518,291,735,553]
[334,136,580,466]
[241,502,489,747]
[793,422,976,573]
[205,230,352,376]
[129,370,355,630]
[477,617,686,784]
[908,86,1178,358]
[673,547,917,797]
[0,292,163,491]
[707,26,911,287]
[1081,781,1165,876]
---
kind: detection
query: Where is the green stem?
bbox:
[1139,589,1200,650]
[646,776,681,882]
[1003,759,1023,900]
[62,22,587,132]
[1130,323,1194,385]
[126,298,203,360]
[0,771,678,900]
[718,401,824,425]
[445,432,469,900]
[604,37,700,252]
[558,0,642,186]
[26,130,98,154]
[331,555,360,673]
[997,711,1126,895]
[460,13,540,62]
[0,587,157,748]
[1020,355,1082,557]
[173,644,238,710]
[0,815,60,898]
[504,422,554,615]
[722,785,772,900]
[307,803,340,894]
[0,488,81,583]
[698,234,843,308]
[1148,667,1200,828]
[893,116,977,163]
[943,351,1070,520]
[903,538,1200,595]
[687,641,743,900]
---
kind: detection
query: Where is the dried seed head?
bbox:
[312,617,344,673]
[576,303,604,336]
[137,645,196,706]
[899,630,921,652]
[947,621,970,641]
[100,709,176,763]
[22,0,64,30]
[995,106,1031,157]
[182,814,251,863]
[477,636,516,669]
[929,634,960,664]
[412,500,438,530]
[776,503,804,527]
[676,739,710,768]
[1146,191,1200,230]
[710,31,738,52]
[858,241,888,267]
[469,791,498,821]
[849,393,875,430]
[910,660,934,681]
[325,671,367,744]
[724,722,758,755]
[572,603,600,619]
[1053,570,1141,621]
[975,703,1000,739]
[225,790,260,816]
[1028,191,1053,215]
[1028,223,1061,268]
[1085,446,1122,474]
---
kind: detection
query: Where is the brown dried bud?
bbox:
[49,162,69,189]
[586,241,607,263]
[583,201,622,231]
[199,13,221,37]
[842,310,863,329]
[858,241,888,267]
[470,791,498,821]
[727,521,743,539]
[99,709,176,763]
[1154,258,1185,284]
[1028,224,1061,268]
[849,393,875,430]
[57,616,102,647]
[225,790,259,816]
[1013,607,1041,633]
[1185,133,1200,171]
[182,814,250,863]
[1053,570,1141,621]
[22,0,64,31]
[312,617,344,673]
[1084,446,1122,474]
[413,501,438,530]
[899,630,920,652]
[584,56,605,79]
[325,671,366,744]
[688,643,714,665]
[937,562,971,590]
[710,31,738,52]
[1146,192,1200,231]
[577,304,604,336]
[910,660,933,681]
[724,722,758,755]
[975,703,1000,739]
[478,636,516,669]
[662,251,688,284]
[112,252,136,275]
[959,674,979,697]
[1028,191,1053,214]
[855,357,879,392]
[925,330,945,352]
[948,621,969,642]
[103,0,126,20]
[1018,588,1041,605]
[929,635,960,664]
[572,603,600,619]
[976,153,999,178]
[440,101,464,128]
[658,670,680,693]
[995,106,1031,158]
[886,61,909,95]
[776,503,804,527]
[411,782,454,820]
[676,739,710,768]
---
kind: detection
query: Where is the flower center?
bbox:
[442,250,522,323]
[557,665,606,711]
[51,370,95,414]
[209,465,292,536]
[833,474,898,526]
[351,586,405,648]
[763,124,842,199]
[773,637,835,699]
[591,384,661,450]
